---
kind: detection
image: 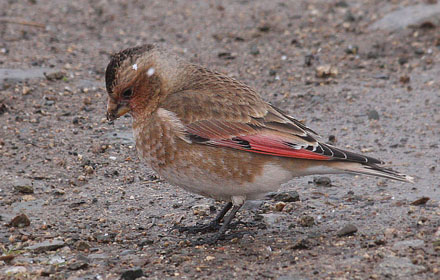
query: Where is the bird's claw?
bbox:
[190,233,225,246]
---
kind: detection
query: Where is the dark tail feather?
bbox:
[328,162,414,183]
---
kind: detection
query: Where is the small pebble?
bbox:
[304,54,314,66]
[345,45,359,54]
[410,197,429,206]
[299,215,315,227]
[272,191,300,202]
[68,261,89,271]
[337,224,358,237]
[274,202,286,211]
[315,65,338,78]
[290,238,312,250]
[44,71,66,81]
[328,135,336,144]
[76,241,91,251]
[192,204,211,216]
[367,109,380,120]
[313,176,332,187]
[400,75,410,84]
[120,268,144,280]
[9,213,31,228]
[13,178,34,194]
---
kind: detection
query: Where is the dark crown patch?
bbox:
[105,44,154,94]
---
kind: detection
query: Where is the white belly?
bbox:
[153,160,293,202]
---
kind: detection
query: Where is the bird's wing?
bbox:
[160,86,382,164]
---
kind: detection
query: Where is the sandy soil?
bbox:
[1,0,439,279]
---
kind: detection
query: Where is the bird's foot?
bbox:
[190,232,225,245]
[190,231,250,246]
[173,221,221,234]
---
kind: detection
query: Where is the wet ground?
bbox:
[1,0,439,279]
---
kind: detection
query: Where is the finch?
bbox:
[105,44,413,243]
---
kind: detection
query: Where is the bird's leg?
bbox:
[175,202,233,233]
[199,204,242,244]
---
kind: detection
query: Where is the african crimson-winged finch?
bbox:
[105,45,413,243]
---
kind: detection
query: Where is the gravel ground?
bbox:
[1,0,439,279]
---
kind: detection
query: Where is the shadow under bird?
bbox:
[105,44,413,244]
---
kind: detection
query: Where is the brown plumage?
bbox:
[105,44,413,243]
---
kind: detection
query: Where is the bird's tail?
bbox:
[327,161,414,183]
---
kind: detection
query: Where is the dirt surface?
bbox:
[1,0,439,279]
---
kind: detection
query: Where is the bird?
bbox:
[105,44,413,244]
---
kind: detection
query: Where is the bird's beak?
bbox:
[106,99,130,122]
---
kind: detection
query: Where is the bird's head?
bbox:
[105,44,184,122]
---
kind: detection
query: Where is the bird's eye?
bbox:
[122,88,133,99]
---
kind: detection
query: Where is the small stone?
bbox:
[4,266,27,274]
[88,253,109,260]
[95,233,116,243]
[315,65,338,78]
[344,11,356,22]
[120,268,144,280]
[84,165,94,174]
[337,224,358,237]
[290,238,312,250]
[274,202,286,211]
[68,261,89,271]
[0,255,15,262]
[400,75,410,84]
[9,213,31,228]
[13,178,34,194]
[374,74,389,80]
[313,176,332,187]
[414,48,425,55]
[335,1,348,8]
[205,255,215,261]
[120,249,136,256]
[40,265,56,276]
[242,200,264,210]
[0,103,7,115]
[92,143,109,154]
[435,227,440,237]
[218,52,236,60]
[53,188,65,195]
[378,256,425,277]
[345,45,359,54]
[192,204,211,216]
[299,216,315,227]
[49,255,65,265]
[260,213,284,228]
[138,239,154,247]
[258,24,270,32]
[410,197,429,205]
[22,86,32,95]
[22,194,36,201]
[392,239,425,251]
[76,241,91,251]
[272,191,300,202]
[369,3,440,31]
[44,71,66,81]
[367,109,380,120]
[398,57,408,65]
[25,239,65,253]
[304,54,314,66]
[328,135,336,144]
[83,97,92,105]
